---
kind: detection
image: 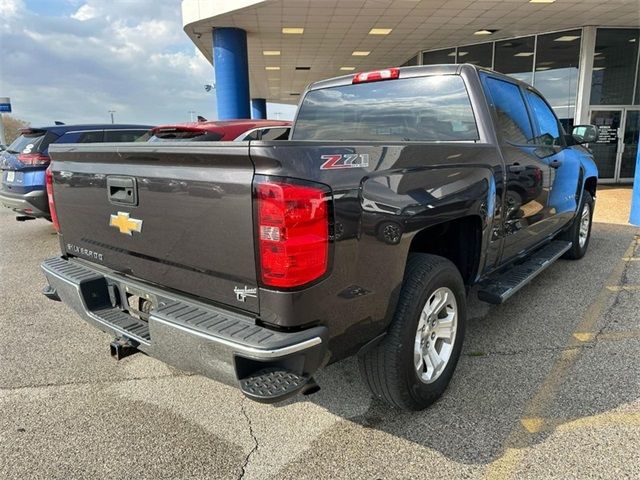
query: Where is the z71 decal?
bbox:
[320,153,370,170]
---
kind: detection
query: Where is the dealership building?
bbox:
[182,0,640,184]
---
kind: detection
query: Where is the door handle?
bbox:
[107,176,138,206]
[549,159,562,169]
[508,163,526,173]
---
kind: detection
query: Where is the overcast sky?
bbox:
[0,0,297,127]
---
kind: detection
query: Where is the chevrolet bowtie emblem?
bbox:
[109,211,143,235]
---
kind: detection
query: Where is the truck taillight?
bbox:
[18,153,50,165]
[45,167,60,232]
[255,177,330,288]
[352,68,399,84]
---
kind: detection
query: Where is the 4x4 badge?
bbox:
[234,286,257,302]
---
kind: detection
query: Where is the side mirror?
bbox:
[572,125,599,145]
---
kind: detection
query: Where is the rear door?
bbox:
[481,74,553,261]
[49,143,260,313]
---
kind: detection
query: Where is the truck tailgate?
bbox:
[48,143,259,313]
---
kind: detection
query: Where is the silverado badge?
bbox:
[109,211,143,235]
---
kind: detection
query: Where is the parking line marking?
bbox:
[483,237,638,480]
[606,285,640,292]
[561,412,640,431]
[572,332,594,342]
[517,412,640,434]
[597,331,640,341]
[521,417,544,433]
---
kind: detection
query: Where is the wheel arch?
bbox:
[407,215,484,287]
[584,176,597,198]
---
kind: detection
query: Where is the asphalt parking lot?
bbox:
[1,199,639,480]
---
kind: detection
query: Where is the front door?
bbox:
[589,108,640,183]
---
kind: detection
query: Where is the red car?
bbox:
[145,119,291,142]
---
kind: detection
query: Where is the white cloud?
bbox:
[1,0,297,126]
[0,0,23,18]
[71,4,97,21]
[1,0,218,126]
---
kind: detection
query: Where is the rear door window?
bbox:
[258,127,290,140]
[240,130,260,141]
[481,76,535,144]
[293,75,478,142]
[148,130,223,142]
[104,129,149,142]
[77,131,104,143]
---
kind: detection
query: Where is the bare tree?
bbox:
[1,115,30,144]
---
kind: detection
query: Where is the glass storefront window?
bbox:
[457,43,492,68]
[402,55,418,67]
[590,28,640,105]
[635,44,640,105]
[533,29,581,126]
[422,48,456,65]
[494,36,535,84]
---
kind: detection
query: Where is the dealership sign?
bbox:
[0,97,11,113]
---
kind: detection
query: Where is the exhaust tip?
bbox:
[301,378,320,396]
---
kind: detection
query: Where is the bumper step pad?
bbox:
[239,368,311,403]
[478,240,572,304]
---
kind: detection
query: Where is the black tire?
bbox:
[560,191,594,260]
[359,253,466,410]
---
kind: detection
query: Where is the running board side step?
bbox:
[478,241,572,304]
[239,368,319,403]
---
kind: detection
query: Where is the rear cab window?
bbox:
[292,74,479,142]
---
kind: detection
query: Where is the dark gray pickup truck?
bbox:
[42,65,599,410]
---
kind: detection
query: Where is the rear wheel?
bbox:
[359,254,466,410]
[561,191,594,260]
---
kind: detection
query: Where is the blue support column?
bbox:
[212,28,250,119]
[251,98,267,119]
[629,131,640,226]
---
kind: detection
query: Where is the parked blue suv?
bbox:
[0,124,151,219]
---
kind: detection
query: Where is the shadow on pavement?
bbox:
[276,222,639,470]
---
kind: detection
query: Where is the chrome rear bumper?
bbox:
[41,257,328,399]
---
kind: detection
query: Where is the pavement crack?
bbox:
[239,396,259,480]
[0,371,195,392]
[465,344,594,357]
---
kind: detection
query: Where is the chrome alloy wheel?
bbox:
[578,202,591,249]
[414,287,458,384]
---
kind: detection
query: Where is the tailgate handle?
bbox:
[107,176,138,206]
